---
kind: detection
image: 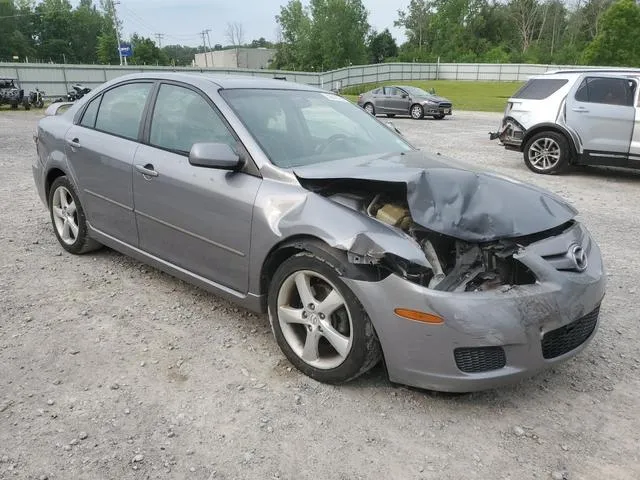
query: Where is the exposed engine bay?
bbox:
[327,190,543,293]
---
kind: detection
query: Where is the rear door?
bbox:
[566,75,636,166]
[64,81,153,245]
[132,82,261,293]
[630,79,640,167]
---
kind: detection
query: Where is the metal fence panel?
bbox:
[0,62,619,99]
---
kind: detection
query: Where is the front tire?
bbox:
[268,250,381,384]
[48,176,102,254]
[523,131,570,174]
[410,104,424,119]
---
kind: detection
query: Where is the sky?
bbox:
[104,0,407,47]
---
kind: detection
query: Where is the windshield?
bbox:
[400,86,432,97]
[220,89,412,168]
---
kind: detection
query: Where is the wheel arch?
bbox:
[522,123,578,160]
[45,167,68,206]
[258,235,381,312]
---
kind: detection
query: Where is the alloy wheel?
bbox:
[528,137,561,171]
[51,186,79,245]
[364,103,374,115]
[276,270,353,370]
[411,104,423,119]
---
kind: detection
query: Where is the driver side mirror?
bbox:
[189,142,242,170]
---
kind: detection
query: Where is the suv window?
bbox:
[149,83,237,154]
[80,95,101,128]
[94,83,152,140]
[575,77,635,106]
[512,79,568,100]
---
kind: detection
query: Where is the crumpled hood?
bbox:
[293,151,577,243]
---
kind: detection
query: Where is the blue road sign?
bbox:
[118,43,133,58]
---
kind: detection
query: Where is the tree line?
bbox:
[273,0,640,69]
[1,0,639,69]
[0,0,273,66]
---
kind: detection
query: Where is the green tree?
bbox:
[96,32,119,64]
[274,0,369,70]
[394,0,431,52]
[582,0,640,66]
[129,34,169,65]
[368,29,398,63]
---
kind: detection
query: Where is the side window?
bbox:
[372,88,382,95]
[385,87,399,96]
[80,95,101,128]
[575,77,634,106]
[94,83,152,140]
[149,83,237,154]
[575,79,588,103]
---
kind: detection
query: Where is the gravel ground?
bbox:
[1,109,639,480]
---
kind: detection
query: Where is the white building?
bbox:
[193,48,276,69]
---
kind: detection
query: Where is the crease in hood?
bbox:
[293,151,578,243]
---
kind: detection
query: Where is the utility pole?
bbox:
[110,0,123,66]
[200,30,209,67]
[154,33,165,49]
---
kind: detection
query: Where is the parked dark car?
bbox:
[357,85,453,120]
[0,78,30,110]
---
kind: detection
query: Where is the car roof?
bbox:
[107,71,324,92]
[545,68,640,75]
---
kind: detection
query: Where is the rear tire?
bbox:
[410,104,424,120]
[363,103,375,116]
[268,250,381,384]
[48,176,102,254]
[523,131,570,175]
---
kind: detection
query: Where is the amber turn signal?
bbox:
[394,308,444,324]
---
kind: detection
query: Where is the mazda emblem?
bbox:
[569,244,588,272]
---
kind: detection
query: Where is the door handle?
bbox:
[66,138,81,149]
[572,107,589,113]
[135,164,159,177]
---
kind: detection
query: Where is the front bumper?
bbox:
[423,103,452,116]
[343,225,606,392]
[489,117,525,150]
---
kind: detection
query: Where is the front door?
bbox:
[64,81,153,245]
[385,87,411,113]
[566,75,636,166]
[132,82,261,293]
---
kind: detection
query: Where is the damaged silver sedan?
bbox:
[33,73,606,392]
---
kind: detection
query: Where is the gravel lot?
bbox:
[1,109,639,480]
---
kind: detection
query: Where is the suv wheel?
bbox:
[523,131,570,174]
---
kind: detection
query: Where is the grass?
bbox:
[341,80,523,112]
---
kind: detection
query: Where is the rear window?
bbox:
[512,79,568,100]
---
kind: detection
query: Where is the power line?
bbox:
[155,33,165,48]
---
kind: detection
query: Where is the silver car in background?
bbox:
[357,85,453,120]
[33,73,605,392]
[491,69,640,174]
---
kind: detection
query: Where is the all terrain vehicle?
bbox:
[0,78,31,110]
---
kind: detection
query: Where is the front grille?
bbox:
[454,346,506,373]
[541,306,600,359]
[439,102,452,109]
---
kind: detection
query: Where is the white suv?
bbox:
[490,69,640,174]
